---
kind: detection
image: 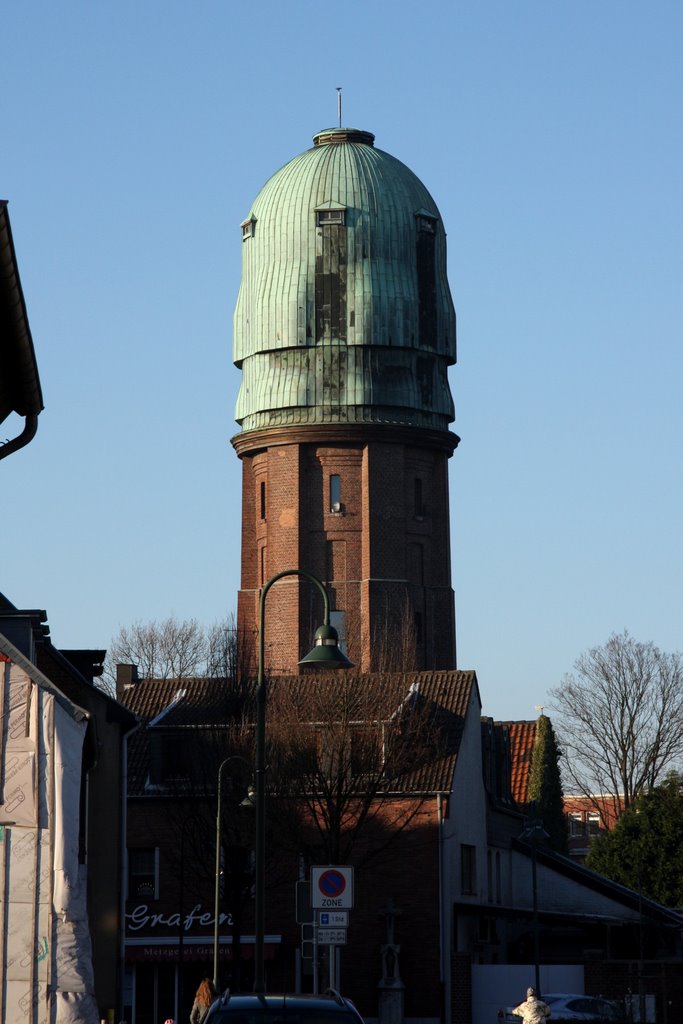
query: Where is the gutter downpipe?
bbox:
[438,792,449,1024]
[0,412,38,461]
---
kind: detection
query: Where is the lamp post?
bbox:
[253,569,353,995]
[213,755,251,991]
[520,819,549,995]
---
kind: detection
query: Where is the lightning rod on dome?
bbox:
[336,87,342,128]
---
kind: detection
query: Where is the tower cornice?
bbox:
[231,423,460,459]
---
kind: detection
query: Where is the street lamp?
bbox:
[254,569,353,994]
[214,755,252,991]
[520,819,549,994]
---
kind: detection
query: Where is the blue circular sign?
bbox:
[318,869,346,898]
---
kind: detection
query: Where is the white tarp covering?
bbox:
[0,654,99,1023]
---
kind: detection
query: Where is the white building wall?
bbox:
[0,654,99,1023]
[439,685,486,1024]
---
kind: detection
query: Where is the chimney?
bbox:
[116,663,139,700]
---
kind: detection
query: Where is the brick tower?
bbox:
[232,127,458,673]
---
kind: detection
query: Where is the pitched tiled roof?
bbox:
[121,670,479,797]
[120,675,250,725]
[500,720,537,806]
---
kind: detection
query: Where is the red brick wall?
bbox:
[264,797,444,1019]
[127,792,445,1021]
[236,430,456,673]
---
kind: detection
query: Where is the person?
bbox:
[512,987,551,1024]
[190,978,218,1024]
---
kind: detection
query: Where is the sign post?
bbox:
[310,868,353,992]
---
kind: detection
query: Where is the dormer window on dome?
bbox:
[317,209,345,225]
[415,210,437,234]
[316,201,347,227]
[241,215,257,241]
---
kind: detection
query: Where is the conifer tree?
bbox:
[527,714,568,853]
[587,772,683,907]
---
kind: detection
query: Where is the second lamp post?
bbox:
[253,569,353,994]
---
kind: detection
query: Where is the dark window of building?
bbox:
[487,850,493,903]
[260,481,266,520]
[414,611,423,645]
[416,214,436,234]
[416,213,437,346]
[128,847,158,899]
[414,478,425,517]
[162,734,193,782]
[330,474,341,512]
[461,843,477,895]
[587,812,601,835]
[568,812,585,837]
[241,217,256,240]
[260,545,266,586]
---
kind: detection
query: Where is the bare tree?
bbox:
[550,631,683,820]
[265,672,457,869]
[101,613,249,696]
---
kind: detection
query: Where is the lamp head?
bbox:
[240,784,256,810]
[299,623,354,669]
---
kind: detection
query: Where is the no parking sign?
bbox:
[310,866,354,908]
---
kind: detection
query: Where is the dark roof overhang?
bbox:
[0,201,43,456]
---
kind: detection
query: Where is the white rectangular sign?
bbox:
[317,928,347,945]
[311,866,354,909]
[318,910,348,927]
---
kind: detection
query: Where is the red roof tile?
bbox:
[500,720,537,806]
[120,670,479,797]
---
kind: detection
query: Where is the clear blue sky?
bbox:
[2,2,681,720]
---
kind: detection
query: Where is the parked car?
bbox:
[497,993,623,1024]
[206,991,367,1024]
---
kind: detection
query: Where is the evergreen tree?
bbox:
[586,772,683,907]
[527,714,568,853]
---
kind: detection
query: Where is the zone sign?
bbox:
[310,866,354,909]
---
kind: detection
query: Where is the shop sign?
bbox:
[126,903,233,933]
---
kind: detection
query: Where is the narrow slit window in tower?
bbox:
[260,481,266,521]
[416,213,437,346]
[414,478,424,518]
[330,474,341,513]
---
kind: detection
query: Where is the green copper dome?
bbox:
[233,127,456,433]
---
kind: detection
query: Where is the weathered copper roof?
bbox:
[233,128,456,434]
